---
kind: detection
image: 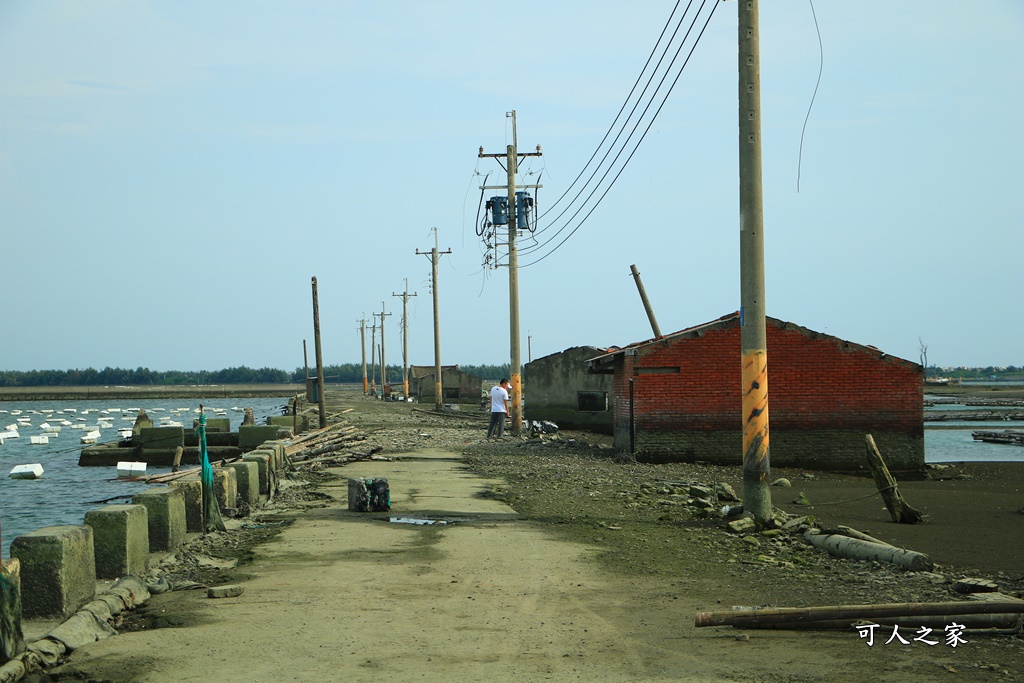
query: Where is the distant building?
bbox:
[524,346,615,433]
[410,365,483,406]
[587,312,924,474]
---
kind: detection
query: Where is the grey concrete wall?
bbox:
[416,369,483,405]
[10,526,96,619]
[525,346,614,433]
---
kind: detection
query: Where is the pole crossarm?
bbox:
[417,229,451,411]
[476,111,541,436]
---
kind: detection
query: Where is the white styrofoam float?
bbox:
[117,461,147,478]
[10,464,44,479]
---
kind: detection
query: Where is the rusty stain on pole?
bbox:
[739,0,772,523]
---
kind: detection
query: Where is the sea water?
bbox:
[0,396,289,558]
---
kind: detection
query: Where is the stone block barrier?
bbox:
[10,526,96,619]
[131,487,186,552]
[170,476,204,533]
[84,505,150,579]
[226,461,259,511]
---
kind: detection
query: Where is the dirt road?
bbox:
[42,441,1021,683]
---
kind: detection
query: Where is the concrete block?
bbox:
[84,505,149,579]
[0,558,22,662]
[267,414,308,432]
[131,487,186,552]
[260,440,287,470]
[193,417,230,432]
[207,584,243,599]
[242,453,271,495]
[212,467,237,511]
[170,476,204,533]
[226,461,259,511]
[10,526,96,619]
[136,426,184,450]
[238,425,285,450]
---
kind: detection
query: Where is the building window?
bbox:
[578,391,608,412]
[444,387,461,400]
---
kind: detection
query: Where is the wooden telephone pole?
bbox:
[369,322,377,396]
[478,110,542,435]
[374,304,392,398]
[417,228,452,412]
[357,317,368,395]
[393,280,418,398]
[310,276,327,428]
[738,0,772,524]
[629,264,662,339]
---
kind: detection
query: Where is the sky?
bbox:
[1,1,1021,374]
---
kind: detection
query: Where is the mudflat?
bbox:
[34,386,1023,682]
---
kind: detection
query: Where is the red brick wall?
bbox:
[617,318,924,472]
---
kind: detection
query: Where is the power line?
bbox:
[535,0,685,222]
[520,0,720,267]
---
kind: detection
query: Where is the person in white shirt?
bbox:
[487,378,511,440]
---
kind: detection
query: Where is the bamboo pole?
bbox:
[695,599,1024,628]
[719,613,1022,631]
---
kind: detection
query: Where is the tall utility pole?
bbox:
[358,318,368,395]
[629,264,663,339]
[739,0,772,524]
[370,322,377,396]
[478,110,542,435]
[392,280,418,398]
[310,276,327,428]
[301,339,309,397]
[417,228,452,412]
[375,303,392,398]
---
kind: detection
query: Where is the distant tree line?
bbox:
[295,363,513,384]
[0,366,290,387]
[926,365,1023,380]
[0,362,513,387]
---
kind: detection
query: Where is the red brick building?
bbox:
[587,313,924,474]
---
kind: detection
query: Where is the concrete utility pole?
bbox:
[629,264,662,339]
[417,228,452,412]
[310,276,327,428]
[358,318,368,395]
[370,323,377,396]
[478,110,542,435]
[392,280,418,398]
[738,0,772,524]
[375,304,392,398]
